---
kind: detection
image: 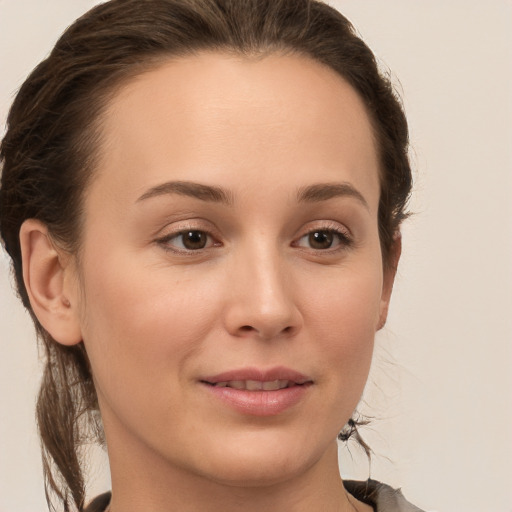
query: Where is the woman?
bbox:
[0,0,422,511]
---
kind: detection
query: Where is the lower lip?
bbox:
[202,383,311,416]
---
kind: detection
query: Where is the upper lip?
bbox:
[201,366,312,385]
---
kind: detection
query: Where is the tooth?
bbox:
[228,380,246,390]
[262,380,281,391]
[246,380,263,391]
[218,380,297,391]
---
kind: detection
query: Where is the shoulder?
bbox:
[83,492,111,512]
[344,479,425,512]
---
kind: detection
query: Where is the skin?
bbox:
[21,52,399,512]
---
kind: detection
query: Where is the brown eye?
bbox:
[159,229,213,252]
[295,227,351,251]
[180,230,208,250]
[308,230,334,249]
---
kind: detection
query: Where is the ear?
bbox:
[19,219,82,346]
[377,232,402,330]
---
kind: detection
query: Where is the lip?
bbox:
[202,366,310,384]
[200,366,313,416]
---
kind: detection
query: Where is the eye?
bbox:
[158,230,215,251]
[295,228,351,250]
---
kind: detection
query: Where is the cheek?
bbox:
[77,254,221,405]
[303,263,383,389]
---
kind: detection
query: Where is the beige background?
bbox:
[1,1,511,511]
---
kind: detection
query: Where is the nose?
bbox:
[222,246,303,340]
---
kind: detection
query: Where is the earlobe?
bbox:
[20,219,82,346]
[377,232,402,331]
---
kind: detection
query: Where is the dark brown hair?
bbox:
[0,0,411,510]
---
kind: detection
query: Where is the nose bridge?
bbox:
[224,237,301,339]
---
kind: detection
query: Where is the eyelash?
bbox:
[156,227,220,253]
[293,224,353,252]
[155,223,353,254]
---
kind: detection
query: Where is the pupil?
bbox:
[309,231,333,249]
[183,231,206,250]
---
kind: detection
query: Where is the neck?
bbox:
[104,425,366,512]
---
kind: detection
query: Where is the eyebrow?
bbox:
[137,180,233,205]
[137,179,368,210]
[296,182,369,210]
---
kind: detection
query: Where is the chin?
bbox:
[204,459,307,489]
[189,430,330,488]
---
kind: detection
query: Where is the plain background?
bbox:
[1,1,511,511]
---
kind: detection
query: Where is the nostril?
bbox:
[237,324,295,338]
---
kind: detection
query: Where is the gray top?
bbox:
[344,480,425,512]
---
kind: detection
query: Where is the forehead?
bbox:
[92,52,380,207]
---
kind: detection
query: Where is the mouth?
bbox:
[200,366,312,390]
[199,367,312,416]
[203,379,307,391]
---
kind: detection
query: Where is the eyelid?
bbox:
[154,221,222,253]
[292,221,353,250]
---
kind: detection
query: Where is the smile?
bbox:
[209,380,297,390]
[200,367,313,416]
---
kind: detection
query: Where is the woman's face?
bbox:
[70,52,395,486]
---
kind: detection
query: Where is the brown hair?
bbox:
[0,0,412,510]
